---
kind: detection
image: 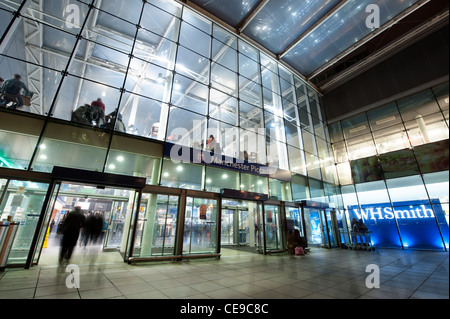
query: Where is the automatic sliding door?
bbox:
[132,193,179,258]
[304,208,323,246]
[221,209,234,246]
[183,197,218,255]
[264,205,282,251]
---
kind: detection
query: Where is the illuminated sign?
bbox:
[351,205,436,221]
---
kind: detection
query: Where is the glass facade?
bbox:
[0,0,448,259]
[331,83,449,251]
[0,0,336,205]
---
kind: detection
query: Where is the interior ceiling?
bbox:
[181,0,449,94]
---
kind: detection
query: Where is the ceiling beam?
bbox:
[238,0,270,33]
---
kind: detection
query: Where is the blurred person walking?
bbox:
[59,207,85,265]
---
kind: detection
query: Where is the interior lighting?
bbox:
[117,156,124,162]
[177,166,183,172]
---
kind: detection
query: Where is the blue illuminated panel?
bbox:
[348,200,448,251]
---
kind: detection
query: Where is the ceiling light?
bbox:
[109,164,116,170]
[177,166,183,172]
[117,156,124,162]
[39,155,47,160]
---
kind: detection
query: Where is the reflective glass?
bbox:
[30,122,111,173]
[283,0,419,75]
[208,118,238,158]
[240,128,266,165]
[239,77,262,107]
[386,175,429,203]
[240,173,268,194]
[212,39,237,72]
[240,101,264,130]
[213,25,238,49]
[183,197,218,254]
[171,74,209,115]
[269,179,292,202]
[211,63,237,96]
[287,146,307,176]
[209,89,238,126]
[160,159,203,190]
[404,113,449,147]
[0,113,45,170]
[305,153,321,180]
[291,175,309,201]
[397,89,442,122]
[341,113,370,140]
[266,138,289,170]
[179,21,211,58]
[367,103,402,132]
[372,124,411,154]
[166,106,206,147]
[345,134,377,161]
[379,149,420,179]
[239,53,260,82]
[183,8,211,34]
[423,171,449,204]
[205,167,239,193]
[175,46,210,84]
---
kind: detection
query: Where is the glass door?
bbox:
[264,205,282,251]
[131,193,179,258]
[239,209,249,246]
[221,209,234,246]
[303,208,324,246]
[303,207,339,248]
[0,180,51,268]
[183,197,218,255]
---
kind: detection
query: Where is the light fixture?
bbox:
[109,164,116,170]
[117,156,124,162]
[177,166,183,172]
[39,155,47,160]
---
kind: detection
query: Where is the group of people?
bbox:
[287,229,308,256]
[0,74,31,110]
[58,207,104,265]
[71,99,126,132]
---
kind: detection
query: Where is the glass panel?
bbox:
[209,89,238,126]
[346,134,377,161]
[329,121,344,143]
[0,180,50,266]
[284,121,303,149]
[342,113,370,140]
[211,63,237,96]
[31,122,111,173]
[379,149,420,179]
[166,106,206,147]
[386,175,429,203]
[266,139,289,170]
[305,153,322,180]
[337,162,353,186]
[355,181,391,205]
[117,94,169,139]
[404,113,449,147]
[171,74,209,115]
[240,101,263,130]
[183,8,211,34]
[205,167,239,193]
[367,103,402,132]
[397,90,442,122]
[239,77,261,107]
[433,82,449,124]
[333,141,348,164]
[264,205,281,251]
[212,39,237,72]
[0,113,45,170]
[183,197,218,254]
[133,194,179,257]
[213,25,237,50]
[372,124,411,154]
[309,179,325,203]
[414,140,449,174]
[105,135,163,183]
[221,209,234,245]
[179,21,211,58]
[239,53,259,82]
[287,146,307,176]
[176,45,210,84]
[286,207,303,238]
[208,118,238,158]
[291,175,309,201]
[423,171,449,204]
[269,179,292,202]
[240,129,266,165]
[240,173,268,194]
[160,159,203,190]
[54,75,122,124]
[350,156,384,184]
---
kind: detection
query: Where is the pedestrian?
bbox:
[59,207,85,265]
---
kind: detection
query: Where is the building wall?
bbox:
[329,82,449,251]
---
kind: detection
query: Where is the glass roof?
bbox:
[189,0,421,77]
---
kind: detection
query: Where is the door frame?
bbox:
[25,167,146,269]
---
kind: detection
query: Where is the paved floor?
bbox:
[0,246,448,300]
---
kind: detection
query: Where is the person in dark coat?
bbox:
[59,207,85,265]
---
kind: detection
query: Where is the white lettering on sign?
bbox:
[353,205,435,221]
